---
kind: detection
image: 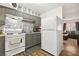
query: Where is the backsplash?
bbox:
[22,21,33,33]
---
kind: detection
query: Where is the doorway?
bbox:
[61,22,79,56]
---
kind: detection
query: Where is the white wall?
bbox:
[63,4,79,19]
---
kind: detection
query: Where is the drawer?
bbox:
[5,47,25,56]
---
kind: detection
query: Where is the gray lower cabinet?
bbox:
[25,32,41,48]
[0,36,5,56]
[35,33,41,44]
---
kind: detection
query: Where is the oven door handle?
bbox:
[20,38,22,43]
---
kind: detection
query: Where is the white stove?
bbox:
[4,14,25,56]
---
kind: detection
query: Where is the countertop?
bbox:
[0,32,41,36]
[25,32,41,34]
[0,33,5,37]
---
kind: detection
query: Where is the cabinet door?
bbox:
[0,15,5,26]
[25,34,39,48]
[0,51,4,56]
[23,13,28,19]
[0,36,5,56]
[36,33,41,44]
[25,34,34,48]
[16,11,23,17]
[31,34,37,45]
[0,7,4,15]
[23,13,32,19]
[5,8,16,16]
[0,36,5,50]
[34,18,41,26]
[0,7,2,15]
[0,7,5,26]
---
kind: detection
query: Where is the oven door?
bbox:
[5,33,25,51]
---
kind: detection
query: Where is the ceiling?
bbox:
[0,3,79,17]
[19,3,79,14]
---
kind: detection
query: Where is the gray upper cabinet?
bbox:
[0,15,5,26]
[0,6,5,26]
[23,13,29,19]
[0,7,5,15]
[0,6,41,27]
[5,8,17,16]
[16,11,23,17]
[23,13,34,20]
[0,7,3,15]
[34,17,41,27]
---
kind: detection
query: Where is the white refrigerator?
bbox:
[41,16,63,56]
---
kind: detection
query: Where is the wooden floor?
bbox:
[60,39,79,56]
[15,49,52,56]
[15,38,79,56]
